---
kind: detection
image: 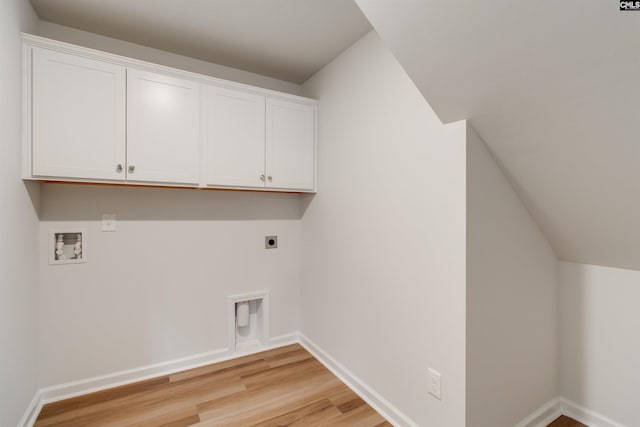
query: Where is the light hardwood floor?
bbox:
[547,415,588,427]
[35,344,392,426]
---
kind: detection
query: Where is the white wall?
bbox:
[559,261,640,426]
[466,125,558,426]
[32,19,307,389]
[0,1,40,425]
[300,31,467,426]
[38,184,301,387]
[38,21,303,96]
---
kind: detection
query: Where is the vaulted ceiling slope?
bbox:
[29,0,372,83]
[356,0,640,271]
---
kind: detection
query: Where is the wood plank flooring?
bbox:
[35,344,392,427]
[547,415,588,427]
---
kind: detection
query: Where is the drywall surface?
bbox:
[0,0,40,425]
[38,184,301,387]
[301,31,467,426]
[31,1,372,84]
[356,0,640,272]
[466,125,557,426]
[559,261,640,427]
[37,21,303,96]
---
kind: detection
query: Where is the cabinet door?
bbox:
[206,87,266,187]
[266,99,315,190]
[32,48,126,180]
[127,69,200,184]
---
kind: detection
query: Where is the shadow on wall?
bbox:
[562,265,587,405]
[300,193,315,216]
[24,180,41,218]
[39,183,310,222]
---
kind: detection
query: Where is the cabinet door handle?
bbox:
[128,165,135,173]
[260,174,265,182]
[267,175,273,182]
[116,164,123,173]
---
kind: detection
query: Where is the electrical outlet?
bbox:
[265,235,278,249]
[101,214,116,232]
[428,368,441,400]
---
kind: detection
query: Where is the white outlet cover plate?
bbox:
[102,214,116,232]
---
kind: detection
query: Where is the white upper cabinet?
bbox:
[206,86,266,187]
[24,35,316,192]
[31,47,126,180]
[206,90,316,191]
[266,99,315,191]
[127,69,200,185]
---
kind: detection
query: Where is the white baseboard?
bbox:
[17,390,43,427]
[37,347,229,406]
[24,333,627,427]
[516,396,627,427]
[298,333,418,427]
[18,332,418,427]
[19,332,299,427]
[560,398,627,427]
[514,397,562,427]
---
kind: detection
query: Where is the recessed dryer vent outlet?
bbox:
[49,228,87,265]
[228,291,270,354]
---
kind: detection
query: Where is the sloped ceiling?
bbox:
[356,0,640,271]
[29,0,372,83]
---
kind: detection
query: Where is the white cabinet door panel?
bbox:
[32,48,126,180]
[127,69,200,184]
[206,87,265,187]
[266,99,315,191]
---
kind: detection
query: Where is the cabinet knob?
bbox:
[116,164,123,173]
[128,165,135,173]
[260,174,265,182]
[267,175,273,181]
